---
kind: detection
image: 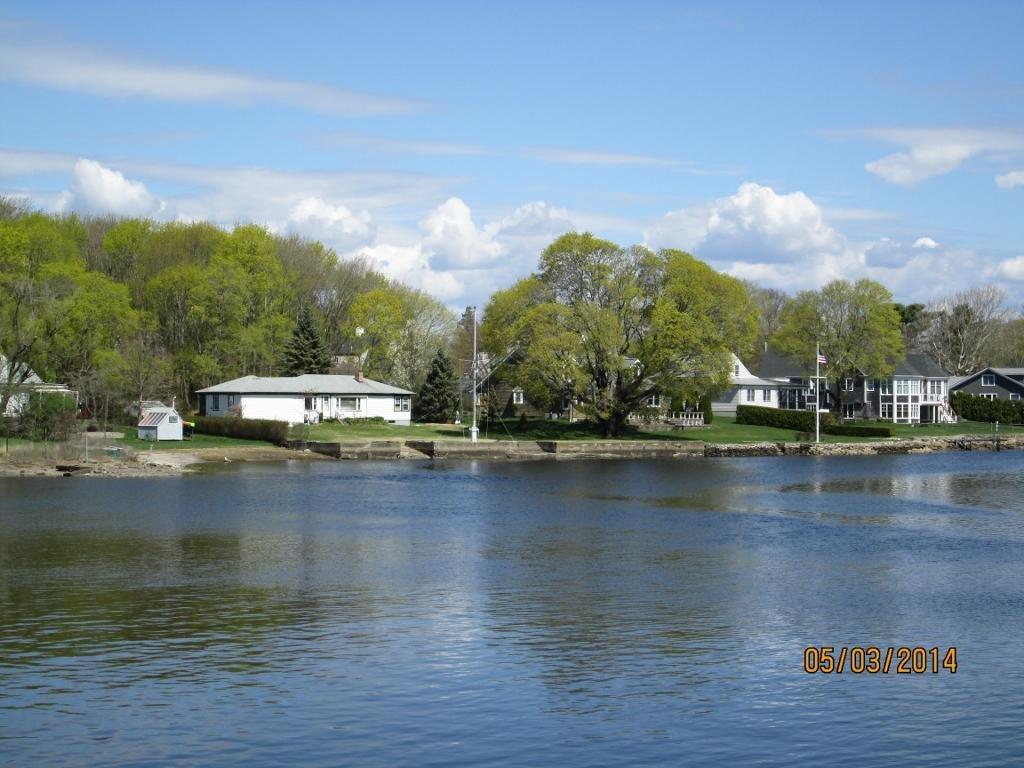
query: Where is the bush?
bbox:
[699,394,714,425]
[951,391,1023,425]
[19,392,78,441]
[194,416,289,444]
[341,416,387,425]
[735,404,836,432]
[824,424,895,438]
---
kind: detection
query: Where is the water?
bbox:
[2,452,1023,767]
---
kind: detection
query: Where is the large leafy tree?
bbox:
[772,279,904,411]
[281,305,332,376]
[415,349,460,423]
[481,232,757,437]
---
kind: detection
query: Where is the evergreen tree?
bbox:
[415,349,460,422]
[281,305,331,376]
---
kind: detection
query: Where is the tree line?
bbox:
[0,198,456,422]
[2,197,1020,435]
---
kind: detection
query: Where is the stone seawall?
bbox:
[285,435,1022,462]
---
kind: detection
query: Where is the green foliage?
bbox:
[736,404,836,432]
[699,393,714,425]
[481,233,756,437]
[415,349,460,422]
[281,305,331,376]
[773,279,904,410]
[18,392,78,441]
[824,424,896,437]
[194,416,289,444]
[951,391,1023,424]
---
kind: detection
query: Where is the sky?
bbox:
[2,0,1023,310]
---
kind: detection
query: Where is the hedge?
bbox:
[194,416,290,444]
[735,404,835,432]
[824,424,896,438]
[950,391,1023,424]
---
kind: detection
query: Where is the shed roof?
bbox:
[196,374,414,396]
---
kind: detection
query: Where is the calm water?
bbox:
[2,452,1023,767]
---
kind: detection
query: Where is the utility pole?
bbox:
[470,306,479,443]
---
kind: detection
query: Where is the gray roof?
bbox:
[994,367,1024,378]
[196,374,414,396]
[751,349,811,379]
[733,376,782,387]
[893,354,949,378]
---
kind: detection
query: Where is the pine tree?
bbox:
[415,349,460,423]
[281,305,332,376]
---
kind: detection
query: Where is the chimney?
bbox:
[355,370,364,383]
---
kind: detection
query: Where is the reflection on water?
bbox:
[2,453,1024,767]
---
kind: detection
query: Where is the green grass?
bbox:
[296,416,1023,446]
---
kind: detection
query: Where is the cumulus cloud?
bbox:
[995,256,1024,281]
[996,170,1024,189]
[647,182,846,264]
[858,129,1024,186]
[285,197,376,252]
[67,158,162,215]
[421,197,505,269]
[0,40,420,116]
[913,237,939,249]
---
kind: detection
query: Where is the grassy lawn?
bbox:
[296,416,1023,445]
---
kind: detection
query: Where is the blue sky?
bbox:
[2,0,1023,307]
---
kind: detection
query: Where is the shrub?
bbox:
[951,391,1023,425]
[194,416,289,444]
[735,404,836,432]
[699,393,714,425]
[824,424,895,438]
[19,392,78,441]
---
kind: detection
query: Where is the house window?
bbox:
[512,388,525,405]
[982,374,996,386]
[169,415,178,423]
[842,403,855,418]
[1010,394,1020,401]
[844,378,854,391]
[337,397,358,410]
[910,403,920,421]
[880,380,892,395]
[979,393,997,401]
[880,403,892,419]
[746,388,755,402]
[929,380,944,396]
[761,389,770,402]
[646,394,661,408]
[211,394,220,410]
[734,364,740,377]
[866,379,875,392]
[304,396,313,410]
[394,395,411,412]
[896,403,909,420]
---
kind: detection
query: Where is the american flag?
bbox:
[817,352,827,364]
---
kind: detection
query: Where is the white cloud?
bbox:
[285,197,376,252]
[0,40,420,116]
[913,236,939,249]
[68,158,162,215]
[995,256,1024,281]
[319,133,484,156]
[647,182,846,264]
[996,170,1024,189]
[525,147,677,166]
[421,197,505,269]
[858,129,1024,186]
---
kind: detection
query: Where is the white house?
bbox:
[196,373,414,425]
[1,354,76,416]
[710,354,783,415]
[137,405,184,441]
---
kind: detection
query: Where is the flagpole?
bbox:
[815,342,820,444]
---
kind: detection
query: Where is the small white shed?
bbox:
[137,405,184,441]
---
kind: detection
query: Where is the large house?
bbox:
[197,373,414,425]
[713,349,953,425]
[950,367,1024,403]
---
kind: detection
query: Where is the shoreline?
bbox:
[2,434,1019,478]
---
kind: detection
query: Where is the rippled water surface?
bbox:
[2,452,1024,767]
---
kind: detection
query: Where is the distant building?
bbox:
[950,367,1024,403]
[0,354,76,416]
[196,373,414,425]
[137,404,184,441]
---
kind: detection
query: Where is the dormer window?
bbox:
[982,374,995,386]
